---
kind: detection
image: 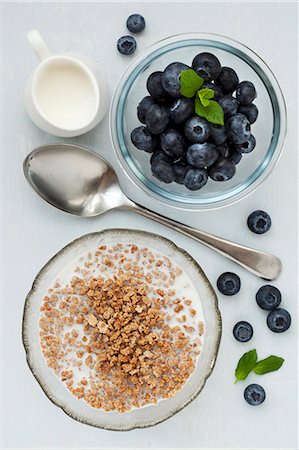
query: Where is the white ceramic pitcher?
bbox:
[25,30,109,137]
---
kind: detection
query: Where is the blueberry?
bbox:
[215,67,239,94]
[210,124,227,145]
[187,142,218,168]
[267,308,291,333]
[151,161,175,183]
[162,62,190,98]
[160,129,187,158]
[126,14,145,33]
[217,142,230,158]
[229,151,242,165]
[146,71,168,100]
[137,96,155,123]
[209,157,236,181]
[184,168,208,190]
[233,321,253,342]
[217,272,241,296]
[236,81,257,105]
[192,52,222,81]
[244,384,266,406]
[256,285,281,310]
[169,98,194,124]
[238,103,258,124]
[235,135,256,153]
[227,113,251,145]
[247,210,271,234]
[145,104,169,135]
[184,116,210,143]
[150,150,173,165]
[131,126,157,152]
[173,161,189,184]
[202,82,223,101]
[117,36,137,55]
[218,95,239,118]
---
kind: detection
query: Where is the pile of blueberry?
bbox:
[131,52,258,190]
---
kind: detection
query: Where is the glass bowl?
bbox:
[110,33,286,210]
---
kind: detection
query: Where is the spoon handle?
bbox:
[129,204,282,281]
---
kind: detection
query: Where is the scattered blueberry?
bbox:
[169,98,194,124]
[151,161,175,183]
[173,161,189,184]
[227,113,251,144]
[209,157,236,181]
[236,81,257,105]
[145,104,169,135]
[130,126,157,152]
[218,95,239,118]
[244,384,266,406]
[160,128,187,158]
[238,103,258,124]
[146,71,168,100]
[233,321,253,342]
[184,167,208,190]
[256,285,281,310]
[150,151,173,165]
[229,151,242,165]
[217,272,241,296]
[217,142,230,158]
[267,308,291,333]
[126,14,145,33]
[184,116,210,143]
[186,142,218,168]
[137,96,155,123]
[192,52,222,81]
[235,135,256,153]
[215,67,239,93]
[247,210,271,234]
[202,82,223,101]
[162,62,190,98]
[117,35,137,55]
[210,124,227,145]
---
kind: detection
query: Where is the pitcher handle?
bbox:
[27,30,51,61]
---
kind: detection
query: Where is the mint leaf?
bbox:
[195,94,224,126]
[198,88,214,107]
[234,349,257,383]
[253,356,284,375]
[180,69,204,98]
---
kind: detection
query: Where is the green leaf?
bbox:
[195,94,224,126]
[234,349,257,383]
[253,356,284,375]
[180,69,204,98]
[198,88,215,107]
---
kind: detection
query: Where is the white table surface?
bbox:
[1,1,298,449]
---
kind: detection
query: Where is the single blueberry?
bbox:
[202,82,223,101]
[235,135,256,153]
[244,384,266,406]
[184,167,208,190]
[187,142,218,168]
[210,124,227,145]
[145,104,169,135]
[117,35,137,55]
[209,157,236,181]
[233,321,253,342]
[160,129,187,158]
[126,14,145,33]
[215,67,239,94]
[227,113,251,145]
[238,103,258,124]
[162,62,190,98]
[218,95,239,118]
[192,52,222,81]
[150,151,173,165]
[247,210,271,234]
[184,116,210,143]
[151,161,175,183]
[131,126,157,152]
[169,98,194,124]
[229,150,242,165]
[146,71,168,100]
[236,81,257,105]
[217,272,241,296]
[256,285,282,310]
[217,142,230,158]
[267,308,291,333]
[173,161,189,184]
[137,96,155,123]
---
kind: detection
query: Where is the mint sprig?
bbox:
[180,69,204,98]
[253,355,284,374]
[197,87,215,107]
[234,350,285,383]
[195,93,224,126]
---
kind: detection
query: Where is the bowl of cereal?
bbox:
[23,229,221,430]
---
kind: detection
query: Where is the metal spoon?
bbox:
[23,143,282,280]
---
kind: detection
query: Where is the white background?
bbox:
[1,1,298,449]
